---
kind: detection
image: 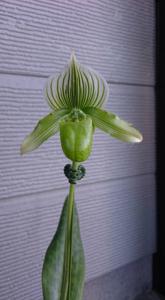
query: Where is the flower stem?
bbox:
[62,161,79,300]
[67,161,79,234]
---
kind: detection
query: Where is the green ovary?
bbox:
[60,116,93,162]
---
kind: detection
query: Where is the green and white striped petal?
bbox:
[44,54,109,111]
[20,109,69,155]
[84,107,143,143]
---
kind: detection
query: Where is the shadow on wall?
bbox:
[135,291,165,300]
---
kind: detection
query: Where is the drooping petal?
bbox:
[84,107,143,143]
[44,53,109,110]
[20,109,69,154]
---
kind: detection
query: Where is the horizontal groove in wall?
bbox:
[0,171,155,204]
[0,70,155,88]
[0,0,155,85]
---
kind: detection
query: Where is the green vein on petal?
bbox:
[83,107,143,143]
[44,53,109,110]
[20,109,70,155]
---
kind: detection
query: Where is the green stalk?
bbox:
[61,161,79,300]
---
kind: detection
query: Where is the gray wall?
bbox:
[0,1,155,299]
[84,256,153,300]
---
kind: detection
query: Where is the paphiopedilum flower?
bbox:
[21,54,143,161]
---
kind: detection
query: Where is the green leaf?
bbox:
[42,197,85,300]
[20,109,69,154]
[84,107,143,143]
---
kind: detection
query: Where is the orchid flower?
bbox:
[21,54,142,156]
[20,54,143,300]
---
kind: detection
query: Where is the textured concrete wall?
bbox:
[0,1,155,299]
[84,256,152,300]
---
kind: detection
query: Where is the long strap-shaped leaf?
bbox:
[42,196,85,300]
